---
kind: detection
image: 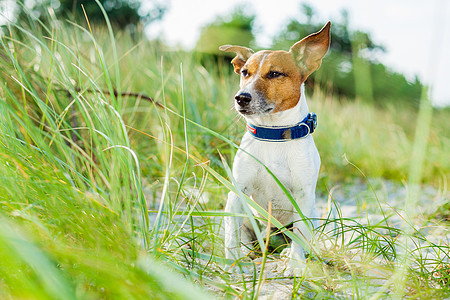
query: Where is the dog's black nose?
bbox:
[235,93,252,106]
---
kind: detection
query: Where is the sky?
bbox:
[146,0,450,107]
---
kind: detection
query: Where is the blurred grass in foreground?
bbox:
[0,10,449,299]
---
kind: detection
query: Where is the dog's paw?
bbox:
[282,259,308,277]
[275,247,309,277]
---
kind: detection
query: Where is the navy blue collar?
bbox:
[246,113,317,142]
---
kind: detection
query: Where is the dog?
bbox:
[220,21,331,276]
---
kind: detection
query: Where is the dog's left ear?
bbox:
[219,45,255,74]
[290,21,331,80]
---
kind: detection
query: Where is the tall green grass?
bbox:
[0,9,449,299]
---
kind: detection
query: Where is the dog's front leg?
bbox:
[280,193,319,277]
[224,142,257,266]
[224,191,244,261]
[225,189,256,260]
[278,211,309,277]
[225,191,257,274]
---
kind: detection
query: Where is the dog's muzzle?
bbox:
[234,91,274,115]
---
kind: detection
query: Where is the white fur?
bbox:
[225,84,320,276]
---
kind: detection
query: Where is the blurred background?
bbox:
[1,0,449,107]
[0,2,449,298]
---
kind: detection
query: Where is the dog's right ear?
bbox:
[289,21,331,81]
[219,45,254,74]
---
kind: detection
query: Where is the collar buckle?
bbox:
[306,112,318,133]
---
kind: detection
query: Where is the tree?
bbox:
[272,4,384,55]
[196,6,256,54]
[271,4,422,106]
[12,0,166,30]
[59,0,165,28]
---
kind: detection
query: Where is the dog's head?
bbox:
[220,22,331,116]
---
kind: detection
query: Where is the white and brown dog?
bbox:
[220,22,331,276]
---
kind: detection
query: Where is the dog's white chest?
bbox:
[234,133,320,225]
[252,143,292,194]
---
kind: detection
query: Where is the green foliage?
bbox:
[196,6,256,54]
[12,0,166,30]
[430,201,450,222]
[272,4,384,55]
[0,11,210,299]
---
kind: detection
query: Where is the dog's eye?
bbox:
[267,71,285,79]
[241,69,249,77]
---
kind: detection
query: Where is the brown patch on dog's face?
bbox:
[239,51,303,113]
[219,22,330,116]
